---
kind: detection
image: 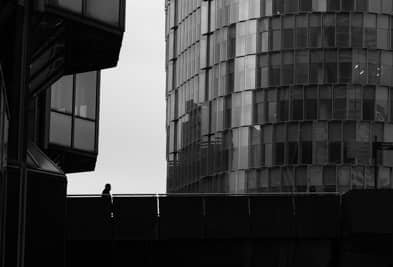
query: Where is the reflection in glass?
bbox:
[86,0,119,26]
[50,0,82,13]
[74,118,95,152]
[75,72,97,120]
[51,75,73,113]
[50,112,72,147]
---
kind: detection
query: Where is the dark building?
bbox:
[166,0,393,193]
[0,1,125,266]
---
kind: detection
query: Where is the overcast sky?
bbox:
[67,1,167,195]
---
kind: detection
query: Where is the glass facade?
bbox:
[165,0,393,193]
[47,0,125,28]
[50,71,99,152]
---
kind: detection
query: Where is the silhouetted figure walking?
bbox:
[102,183,114,218]
[102,183,112,198]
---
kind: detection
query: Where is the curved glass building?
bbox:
[165,0,393,193]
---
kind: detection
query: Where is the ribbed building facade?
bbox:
[165,0,393,193]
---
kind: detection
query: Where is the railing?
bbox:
[46,0,125,29]
[68,192,342,198]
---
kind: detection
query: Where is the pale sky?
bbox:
[67,1,167,194]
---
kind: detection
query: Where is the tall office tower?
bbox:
[0,1,125,266]
[165,0,393,193]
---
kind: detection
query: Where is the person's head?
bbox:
[105,183,111,191]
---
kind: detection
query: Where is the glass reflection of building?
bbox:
[165,0,393,193]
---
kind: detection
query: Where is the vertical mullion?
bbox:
[95,71,101,152]
[71,74,76,148]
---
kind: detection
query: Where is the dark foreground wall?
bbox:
[66,191,393,267]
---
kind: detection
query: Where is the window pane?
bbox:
[51,75,73,113]
[75,72,97,119]
[376,86,388,121]
[74,118,96,152]
[50,0,82,13]
[305,87,317,120]
[291,87,303,120]
[319,86,332,120]
[49,112,71,147]
[336,15,349,47]
[323,166,336,192]
[309,15,322,48]
[296,16,308,48]
[334,86,346,119]
[351,14,363,48]
[86,0,119,26]
[323,14,335,47]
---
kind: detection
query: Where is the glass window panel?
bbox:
[334,86,346,120]
[309,166,323,192]
[323,166,337,192]
[342,0,354,10]
[327,0,339,10]
[368,0,381,12]
[267,89,278,122]
[279,88,289,121]
[319,86,332,120]
[86,0,119,26]
[339,52,353,82]
[325,50,337,83]
[305,87,317,120]
[50,0,82,13]
[255,90,265,124]
[282,17,294,49]
[310,51,324,84]
[74,118,96,152]
[323,14,336,47]
[365,167,375,188]
[270,168,281,191]
[381,51,393,86]
[309,15,322,48]
[300,0,312,11]
[363,86,375,120]
[270,53,281,86]
[344,122,356,164]
[336,15,349,47]
[75,71,97,120]
[351,14,363,48]
[382,0,393,13]
[347,86,362,120]
[301,123,312,164]
[51,75,73,113]
[295,50,308,84]
[365,14,377,49]
[356,0,367,11]
[295,167,307,192]
[376,86,388,121]
[338,167,351,192]
[282,167,294,192]
[284,0,298,12]
[352,49,367,84]
[49,112,71,147]
[352,167,364,189]
[296,16,308,49]
[329,122,342,164]
[378,167,390,188]
[282,52,294,85]
[273,0,284,15]
[291,87,303,120]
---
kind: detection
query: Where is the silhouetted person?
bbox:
[102,183,114,218]
[102,183,112,198]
